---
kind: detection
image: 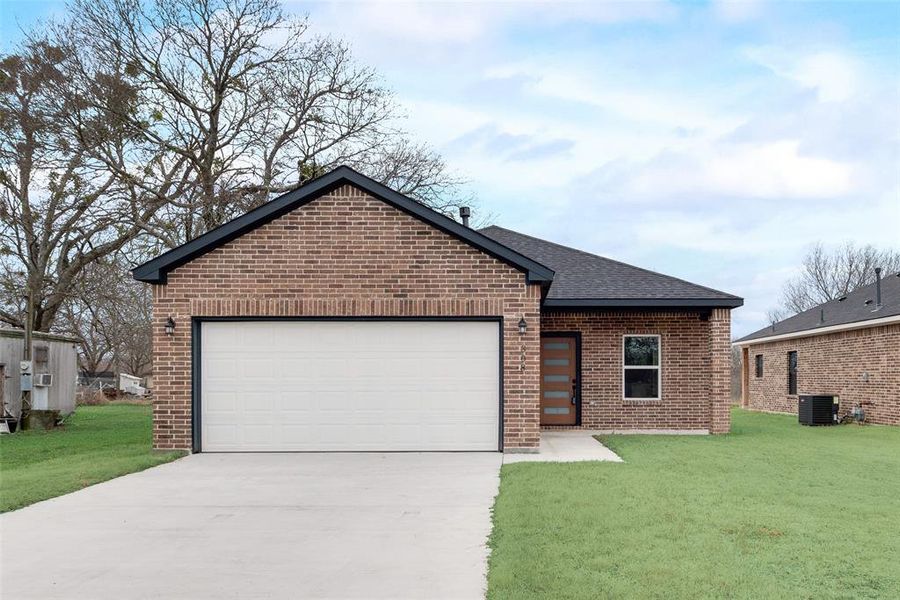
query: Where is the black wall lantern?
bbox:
[518,317,527,335]
[164,317,176,336]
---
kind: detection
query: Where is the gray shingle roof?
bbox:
[735,270,900,343]
[478,226,742,308]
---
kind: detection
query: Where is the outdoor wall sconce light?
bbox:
[164,317,176,336]
[518,317,527,335]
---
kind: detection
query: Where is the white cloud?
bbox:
[301,0,677,53]
[704,140,854,198]
[711,0,767,23]
[292,1,899,336]
[487,62,744,134]
[745,47,864,102]
[311,1,487,44]
[578,140,855,204]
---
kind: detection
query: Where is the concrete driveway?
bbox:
[0,452,501,600]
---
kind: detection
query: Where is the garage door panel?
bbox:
[240,325,276,347]
[202,323,239,347]
[241,392,276,412]
[205,423,238,445]
[200,320,499,452]
[204,358,240,387]
[204,391,238,413]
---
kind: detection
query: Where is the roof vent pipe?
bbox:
[459,206,471,228]
[819,308,825,324]
[875,267,882,309]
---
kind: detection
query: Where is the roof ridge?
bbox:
[480,225,741,299]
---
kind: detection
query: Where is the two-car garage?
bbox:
[198,320,501,452]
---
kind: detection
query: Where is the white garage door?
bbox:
[200,320,500,451]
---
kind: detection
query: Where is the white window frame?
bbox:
[622,334,661,401]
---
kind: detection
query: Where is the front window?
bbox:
[755,354,764,378]
[623,335,660,400]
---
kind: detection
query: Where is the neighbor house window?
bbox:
[755,354,764,378]
[787,351,798,395]
[623,335,660,400]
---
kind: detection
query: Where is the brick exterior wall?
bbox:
[151,184,542,451]
[744,323,900,425]
[541,308,732,432]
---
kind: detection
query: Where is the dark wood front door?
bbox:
[541,335,578,425]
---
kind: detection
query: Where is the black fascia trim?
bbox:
[132,166,555,285]
[191,318,201,454]
[190,316,505,453]
[542,297,744,309]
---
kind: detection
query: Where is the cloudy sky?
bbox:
[3,0,899,337]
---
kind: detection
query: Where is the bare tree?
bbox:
[102,267,153,378]
[765,307,789,326]
[58,257,151,382]
[770,241,900,320]
[0,39,172,331]
[730,346,742,403]
[63,0,467,249]
[2,0,469,334]
[58,294,114,381]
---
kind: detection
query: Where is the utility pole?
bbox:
[21,283,33,425]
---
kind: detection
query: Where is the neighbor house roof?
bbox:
[478,226,743,309]
[735,270,900,344]
[132,166,555,285]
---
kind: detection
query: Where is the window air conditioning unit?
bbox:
[33,373,53,387]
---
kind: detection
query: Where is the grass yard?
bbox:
[0,404,184,512]
[488,408,900,599]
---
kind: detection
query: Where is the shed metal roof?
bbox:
[0,327,81,344]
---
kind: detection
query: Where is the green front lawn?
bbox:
[0,404,184,512]
[488,409,900,599]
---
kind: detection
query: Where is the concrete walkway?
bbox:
[504,431,623,463]
[0,452,502,600]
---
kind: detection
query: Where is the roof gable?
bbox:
[132,166,554,285]
[479,226,743,309]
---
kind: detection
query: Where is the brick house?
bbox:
[133,166,742,452]
[735,270,900,425]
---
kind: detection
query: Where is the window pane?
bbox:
[624,336,659,366]
[544,358,569,366]
[544,342,570,350]
[624,368,659,398]
[787,351,798,395]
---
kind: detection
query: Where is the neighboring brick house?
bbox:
[735,270,900,425]
[133,166,742,452]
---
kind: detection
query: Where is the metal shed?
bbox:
[0,328,79,419]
